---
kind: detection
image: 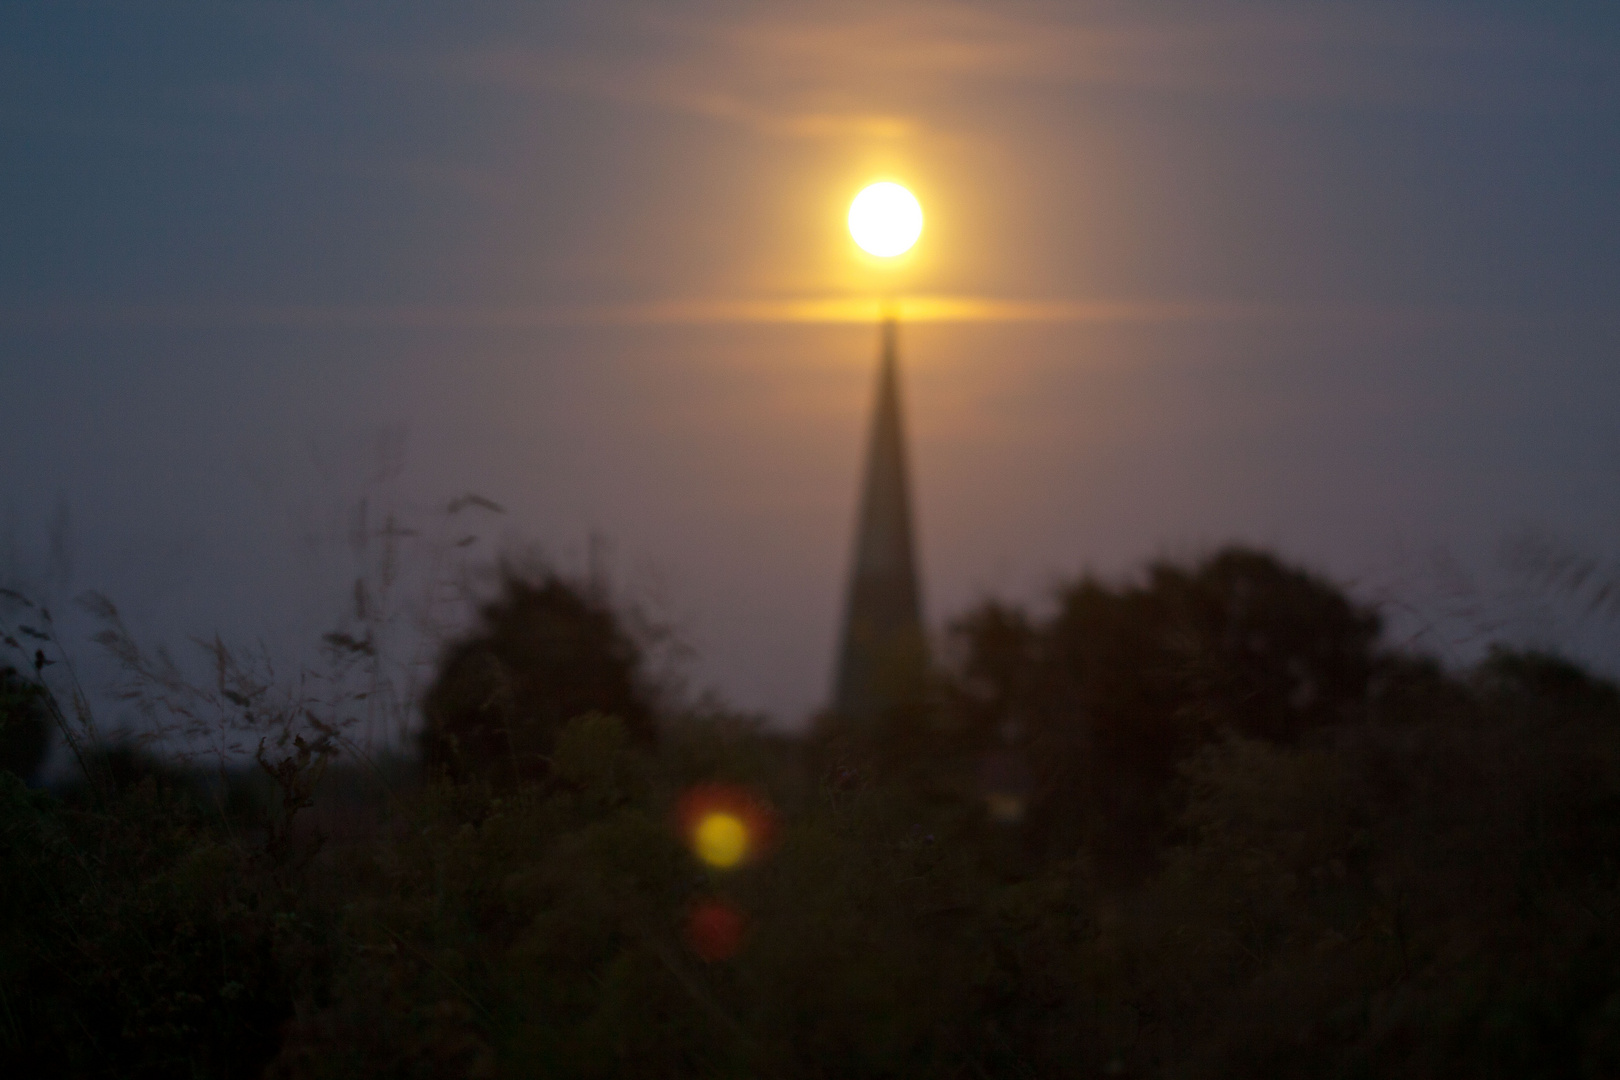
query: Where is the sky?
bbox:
[3,0,1620,733]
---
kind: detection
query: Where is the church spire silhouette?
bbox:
[833,316,927,722]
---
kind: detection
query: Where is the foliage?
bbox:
[419,569,657,784]
[3,546,1620,1077]
[947,546,1384,877]
[0,772,312,1078]
[1108,674,1620,1078]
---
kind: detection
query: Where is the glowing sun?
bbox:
[848,182,923,257]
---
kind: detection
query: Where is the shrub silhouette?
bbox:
[948,546,1381,874]
[8,544,1620,1077]
[1114,649,1620,1078]
[0,666,50,782]
[419,569,656,783]
[1476,644,1620,718]
[0,772,301,1078]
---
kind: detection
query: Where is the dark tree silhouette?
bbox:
[418,570,655,783]
[1476,644,1620,718]
[949,546,1382,874]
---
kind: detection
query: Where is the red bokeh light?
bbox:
[685,898,747,962]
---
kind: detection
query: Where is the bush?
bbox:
[1097,650,1620,1077]
[6,547,1619,1077]
[419,571,657,785]
[947,546,1383,876]
[0,772,310,1078]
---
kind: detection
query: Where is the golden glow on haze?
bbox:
[848,182,923,257]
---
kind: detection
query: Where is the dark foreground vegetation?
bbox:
[3,547,1619,1077]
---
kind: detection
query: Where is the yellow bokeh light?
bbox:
[694,811,749,868]
[848,182,923,258]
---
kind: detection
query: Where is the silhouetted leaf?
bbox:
[16,626,49,641]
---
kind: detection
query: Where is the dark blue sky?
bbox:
[4,1,1620,729]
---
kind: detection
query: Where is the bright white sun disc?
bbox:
[848,182,923,257]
